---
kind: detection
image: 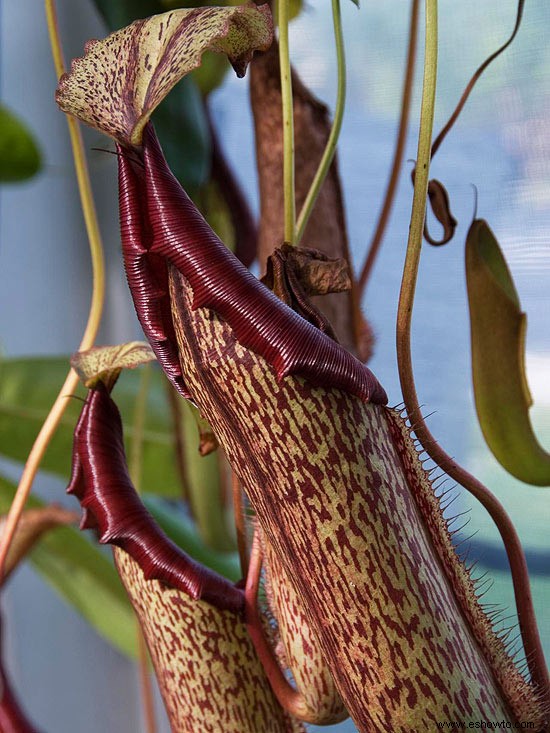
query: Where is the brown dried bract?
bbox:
[261,244,351,341]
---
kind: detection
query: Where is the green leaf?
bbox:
[144,495,240,580]
[0,356,181,497]
[153,78,211,194]
[191,51,230,97]
[91,0,165,31]
[179,401,236,552]
[0,105,41,183]
[465,219,550,486]
[0,475,138,657]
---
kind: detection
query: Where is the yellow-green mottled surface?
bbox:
[169,266,546,732]
[114,548,303,733]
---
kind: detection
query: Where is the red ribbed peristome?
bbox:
[117,124,387,407]
[67,384,244,614]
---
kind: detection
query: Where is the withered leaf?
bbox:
[261,244,351,340]
[424,178,457,246]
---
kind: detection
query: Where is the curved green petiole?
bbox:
[466,219,550,486]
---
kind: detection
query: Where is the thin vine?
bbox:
[357,0,419,294]
[244,530,312,721]
[397,0,549,699]
[0,0,106,578]
[278,0,296,244]
[430,0,525,160]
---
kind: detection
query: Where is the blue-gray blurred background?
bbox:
[0,1,548,730]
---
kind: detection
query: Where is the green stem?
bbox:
[278,0,295,244]
[396,0,550,698]
[396,0,437,336]
[295,0,346,245]
[0,0,106,578]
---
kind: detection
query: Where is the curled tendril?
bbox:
[416,0,525,247]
